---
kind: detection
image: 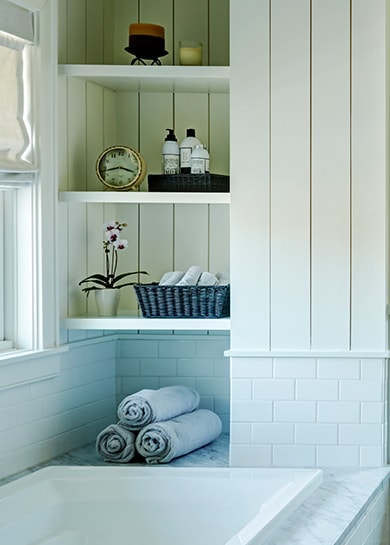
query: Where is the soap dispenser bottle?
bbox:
[162,129,179,174]
[179,128,201,173]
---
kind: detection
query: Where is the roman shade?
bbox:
[0,0,36,180]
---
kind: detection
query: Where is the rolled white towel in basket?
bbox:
[159,271,185,285]
[96,423,137,463]
[135,409,222,464]
[216,271,230,285]
[176,265,203,286]
[117,385,200,431]
[197,271,218,286]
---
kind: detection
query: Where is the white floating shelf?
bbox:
[59,191,230,204]
[61,315,231,331]
[58,64,230,93]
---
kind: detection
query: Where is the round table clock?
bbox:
[96,145,147,191]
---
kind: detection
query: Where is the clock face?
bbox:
[96,146,146,190]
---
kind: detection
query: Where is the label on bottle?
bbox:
[180,146,192,171]
[162,154,179,174]
[191,157,205,174]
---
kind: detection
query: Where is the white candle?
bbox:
[179,41,202,66]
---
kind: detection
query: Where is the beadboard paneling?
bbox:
[139,204,174,284]
[65,0,86,63]
[67,203,88,316]
[86,82,104,192]
[174,204,210,270]
[209,205,230,274]
[174,0,208,66]
[86,0,104,64]
[175,93,209,152]
[350,0,388,351]
[140,0,173,65]
[209,93,229,175]
[270,0,311,350]
[140,92,173,179]
[311,0,351,350]
[229,0,270,350]
[113,0,138,66]
[209,0,229,66]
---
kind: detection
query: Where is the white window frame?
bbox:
[0,0,58,357]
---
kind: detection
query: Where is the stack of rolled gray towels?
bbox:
[96,385,222,465]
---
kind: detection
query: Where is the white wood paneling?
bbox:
[174,204,209,270]
[113,0,138,66]
[175,93,209,150]
[229,0,270,350]
[140,92,174,178]
[86,203,104,315]
[311,0,351,350]
[57,0,67,64]
[209,0,229,66]
[103,0,115,64]
[86,82,104,191]
[270,0,311,350]
[86,0,104,64]
[209,93,229,175]
[66,0,86,63]
[57,76,68,191]
[350,0,388,351]
[140,0,173,65]
[209,205,230,274]
[139,204,174,283]
[67,203,88,317]
[174,0,208,66]
[115,92,138,150]
[67,78,87,190]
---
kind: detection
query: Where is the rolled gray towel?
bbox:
[96,423,137,463]
[135,409,222,464]
[117,385,200,431]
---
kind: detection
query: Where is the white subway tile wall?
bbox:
[230,356,388,467]
[0,337,389,480]
[0,340,117,480]
[116,334,231,434]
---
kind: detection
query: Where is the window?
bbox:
[0,0,37,353]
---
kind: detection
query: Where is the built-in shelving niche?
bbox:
[58,0,230,330]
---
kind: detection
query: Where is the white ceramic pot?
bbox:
[95,288,120,316]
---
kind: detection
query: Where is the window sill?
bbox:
[0,346,67,390]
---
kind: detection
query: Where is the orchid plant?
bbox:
[79,220,148,296]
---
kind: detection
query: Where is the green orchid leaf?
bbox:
[112,270,149,284]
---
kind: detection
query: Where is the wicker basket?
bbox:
[133,283,230,318]
[148,173,229,193]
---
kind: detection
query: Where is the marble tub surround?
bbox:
[265,467,390,545]
[0,436,388,545]
[0,433,230,487]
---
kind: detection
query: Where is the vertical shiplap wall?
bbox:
[58,0,230,319]
[311,0,351,350]
[270,0,311,350]
[230,0,388,467]
[231,0,388,353]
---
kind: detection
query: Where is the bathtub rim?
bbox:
[0,465,323,545]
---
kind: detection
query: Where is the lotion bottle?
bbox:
[191,144,208,174]
[179,128,201,173]
[162,129,179,174]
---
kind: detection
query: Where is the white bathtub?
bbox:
[0,466,322,545]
